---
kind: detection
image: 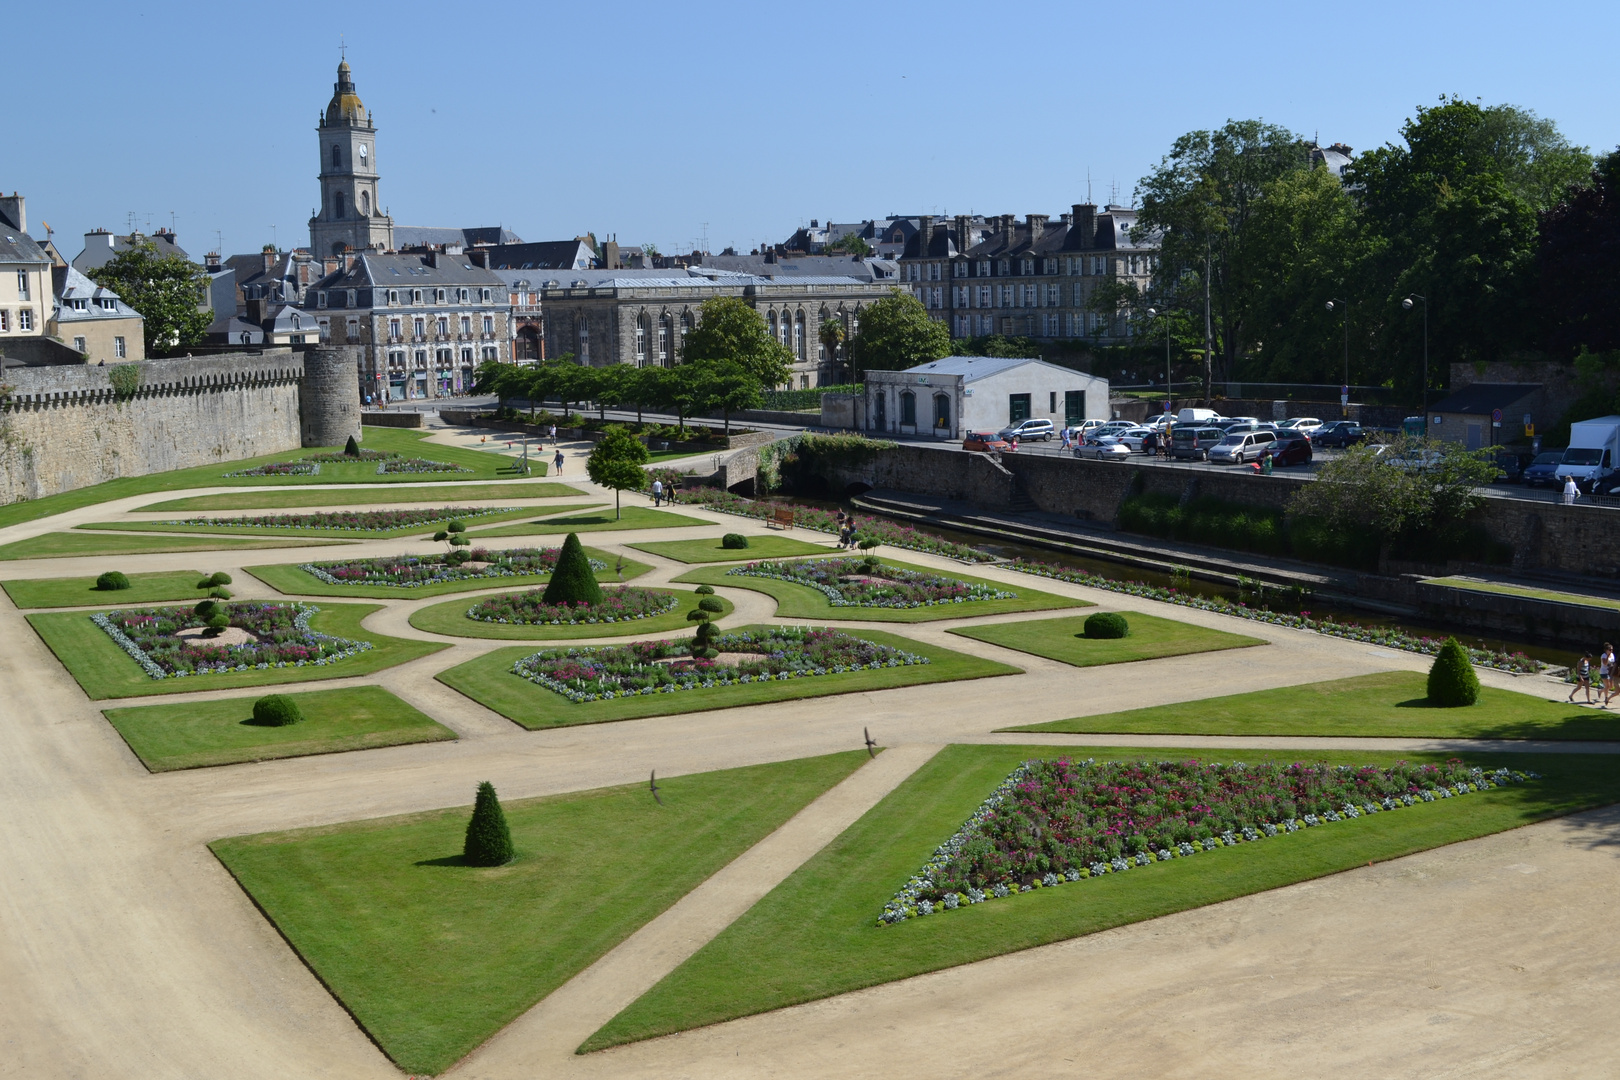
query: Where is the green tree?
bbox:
[586,425,650,519]
[696,360,764,434]
[541,532,603,605]
[1426,638,1481,707]
[818,318,846,373]
[681,296,793,389]
[825,233,872,257]
[462,781,514,867]
[88,240,212,356]
[845,290,951,375]
[1540,151,1620,356]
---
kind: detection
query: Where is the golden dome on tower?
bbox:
[325,59,367,124]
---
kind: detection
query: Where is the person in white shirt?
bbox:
[651,478,664,507]
[1563,476,1580,505]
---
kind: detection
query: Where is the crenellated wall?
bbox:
[0,351,305,505]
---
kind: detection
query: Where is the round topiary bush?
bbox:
[208,572,233,586]
[193,599,218,618]
[694,584,715,595]
[210,587,232,600]
[205,613,230,635]
[698,596,725,613]
[1427,637,1480,707]
[251,694,303,727]
[95,571,131,591]
[541,532,604,606]
[1083,612,1130,639]
[721,533,750,549]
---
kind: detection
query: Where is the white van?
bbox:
[1177,407,1222,425]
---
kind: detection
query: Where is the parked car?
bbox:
[1169,425,1229,461]
[1521,451,1565,487]
[1214,417,1263,433]
[1491,449,1528,483]
[1312,421,1365,448]
[997,418,1055,442]
[963,431,1012,452]
[1281,416,1324,433]
[1111,426,1155,452]
[1208,430,1278,465]
[1096,420,1136,436]
[1265,430,1313,466]
[1074,437,1133,460]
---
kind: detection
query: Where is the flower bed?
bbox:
[158,507,514,533]
[1006,560,1543,674]
[301,546,606,588]
[879,756,1538,924]
[302,449,396,463]
[377,457,470,475]
[726,557,1015,609]
[224,461,319,478]
[681,489,996,563]
[511,627,928,703]
[467,585,677,626]
[91,602,372,680]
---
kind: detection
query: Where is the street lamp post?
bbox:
[1147,306,1171,414]
[1402,294,1428,433]
[1325,298,1350,417]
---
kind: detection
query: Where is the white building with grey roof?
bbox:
[861,355,1109,439]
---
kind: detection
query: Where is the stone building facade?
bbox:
[493,269,889,389]
[896,205,1156,343]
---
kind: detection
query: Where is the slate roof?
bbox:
[1428,383,1542,416]
[698,254,899,281]
[310,252,506,293]
[394,226,524,249]
[480,239,595,270]
[51,266,140,322]
[72,231,191,272]
[0,227,51,266]
[891,355,1108,385]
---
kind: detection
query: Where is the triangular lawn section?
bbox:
[583,743,1620,1052]
[210,750,871,1076]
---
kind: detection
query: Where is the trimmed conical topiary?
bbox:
[463,781,514,866]
[344,434,361,457]
[1427,637,1480,707]
[541,532,603,605]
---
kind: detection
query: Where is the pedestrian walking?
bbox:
[1570,654,1595,704]
[549,423,558,442]
[1604,643,1617,707]
[1060,428,1072,451]
[651,478,663,507]
[553,448,565,475]
[1563,475,1580,505]
[1010,435,1019,452]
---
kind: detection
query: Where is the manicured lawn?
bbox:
[465,505,709,537]
[1004,670,1620,740]
[949,611,1265,668]
[409,587,731,641]
[0,427,544,533]
[584,742,1620,1051]
[244,547,651,600]
[436,624,1020,729]
[211,751,872,1075]
[102,685,455,771]
[628,535,834,564]
[76,505,543,539]
[139,482,585,512]
[27,602,447,700]
[0,532,349,562]
[1425,576,1620,612]
[672,558,1088,623]
[2,569,215,609]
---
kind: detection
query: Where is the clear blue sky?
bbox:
[11,0,1618,262]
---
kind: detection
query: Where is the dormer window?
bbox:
[1021,259,1034,275]
[347,290,357,308]
[71,298,87,311]
[99,298,117,311]
[411,289,422,304]
[435,288,446,303]
[998,259,1009,275]
[388,289,398,305]
[458,288,469,303]
[480,288,491,303]
[317,291,328,309]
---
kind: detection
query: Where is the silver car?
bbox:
[1207,430,1277,464]
[1074,437,1133,460]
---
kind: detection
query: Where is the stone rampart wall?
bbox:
[1,351,304,504]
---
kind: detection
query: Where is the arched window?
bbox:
[334,191,345,219]
[933,393,951,430]
[794,312,806,359]
[635,312,650,363]
[332,144,341,168]
[658,313,672,366]
[900,391,917,427]
[780,312,791,349]
[360,191,371,216]
[767,311,778,344]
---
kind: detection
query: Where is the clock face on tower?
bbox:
[359,144,369,163]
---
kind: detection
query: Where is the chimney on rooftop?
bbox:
[342,247,356,271]
[1027,214,1049,238]
[468,248,489,269]
[0,193,24,233]
[1073,204,1097,248]
[917,215,934,257]
[954,215,970,254]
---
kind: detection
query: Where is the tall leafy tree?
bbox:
[818,318,846,374]
[845,290,951,375]
[88,241,212,356]
[681,296,792,389]
[586,425,651,519]
[1539,150,1620,356]
[696,360,764,434]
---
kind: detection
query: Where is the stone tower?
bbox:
[300,346,363,447]
[308,59,394,259]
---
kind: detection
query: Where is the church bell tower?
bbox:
[309,58,394,258]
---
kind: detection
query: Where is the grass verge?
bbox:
[466,506,709,537]
[77,505,544,539]
[102,685,455,771]
[436,623,1020,729]
[1004,670,1620,740]
[672,557,1088,623]
[27,602,446,699]
[627,535,833,564]
[0,427,544,533]
[0,532,349,562]
[2,569,214,609]
[949,611,1265,668]
[210,751,871,1075]
[1425,576,1620,612]
[139,482,586,512]
[585,742,1620,1051]
[244,546,650,600]
[409,587,730,641]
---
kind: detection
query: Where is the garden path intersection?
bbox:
[0,440,1615,1078]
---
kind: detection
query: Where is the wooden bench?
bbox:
[766,507,795,530]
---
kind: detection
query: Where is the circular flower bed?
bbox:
[467,586,677,626]
[302,546,605,589]
[92,602,371,680]
[726,557,1015,609]
[511,627,928,702]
